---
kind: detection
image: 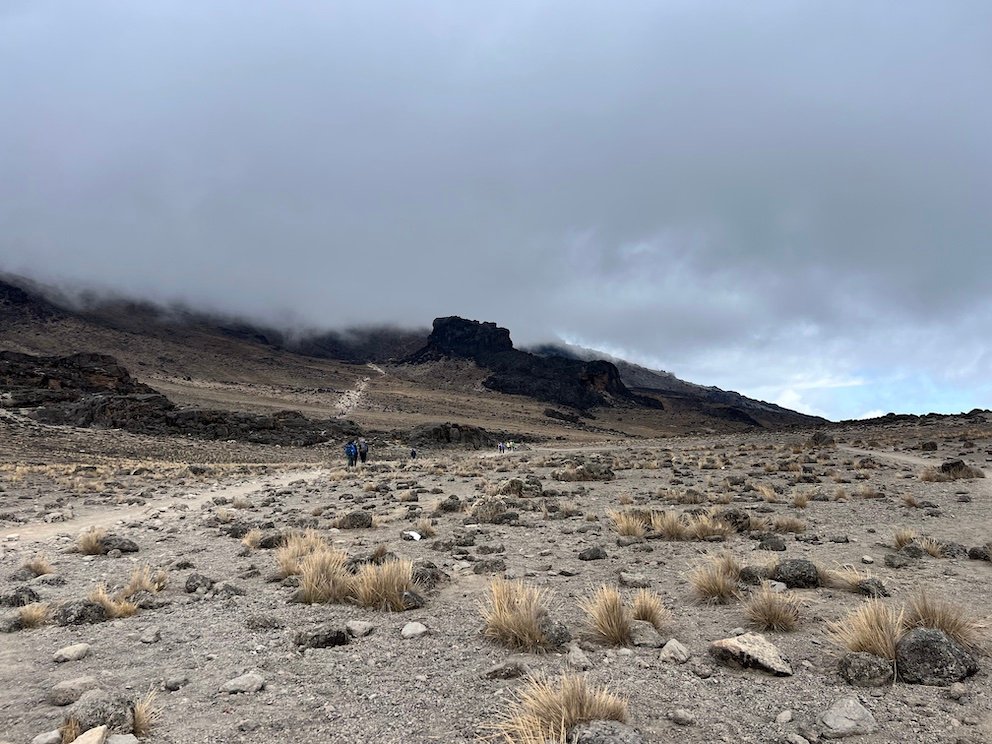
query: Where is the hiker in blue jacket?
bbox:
[344,440,358,467]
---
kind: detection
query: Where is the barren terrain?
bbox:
[2,410,990,744]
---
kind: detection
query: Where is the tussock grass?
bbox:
[650,511,687,540]
[241,529,263,549]
[352,559,415,611]
[88,584,139,619]
[771,516,806,534]
[854,484,880,499]
[921,463,985,482]
[580,585,632,646]
[480,578,554,651]
[893,528,917,550]
[491,674,627,744]
[22,554,54,577]
[711,551,742,582]
[413,517,437,537]
[631,589,672,632]
[77,527,106,555]
[827,599,904,660]
[792,492,809,509]
[757,484,779,503]
[686,512,734,540]
[18,602,51,629]
[820,564,874,593]
[275,529,327,578]
[744,585,801,631]
[904,591,982,650]
[901,494,920,509]
[298,548,352,604]
[689,561,738,604]
[918,536,945,558]
[59,717,81,744]
[607,509,647,538]
[132,689,161,736]
[121,566,169,598]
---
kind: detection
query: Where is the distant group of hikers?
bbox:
[343,437,369,467]
[497,441,517,453]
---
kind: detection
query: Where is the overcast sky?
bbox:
[2,1,990,420]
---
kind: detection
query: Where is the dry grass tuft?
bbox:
[820,564,873,593]
[275,529,327,578]
[893,527,917,550]
[901,494,920,509]
[352,559,416,611]
[607,509,647,538]
[59,717,81,744]
[630,589,672,632]
[827,599,903,660]
[744,585,801,631]
[771,516,807,534]
[21,553,54,577]
[77,527,106,555]
[711,551,742,582]
[88,584,139,619]
[649,511,687,540]
[120,566,169,598]
[298,547,352,604]
[492,674,627,743]
[480,578,554,651]
[918,536,945,558]
[792,492,810,509]
[686,511,734,540]
[757,484,779,503]
[903,591,982,650]
[689,561,738,604]
[132,689,161,736]
[580,585,632,646]
[921,463,985,482]
[18,602,51,629]
[241,529,263,549]
[413,517,437,538]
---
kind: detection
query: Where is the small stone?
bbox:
[619,572,650,588]
[484,658,531,679]
[338,510,373,529]
[784,735,810,744]
[472,558,506,575]
[401,622,428,639]
[101,535,139,554]
[184,573,215,593]
[669,709,695,726]
[758,535,787,552]
[30,732,61,744]
[221,672,265,693]
[566,642,593,670]
[659,639,691,664]
[163,676,188,691]
[578,546,607,561]
[818,697,877,739]
[49,675,99,706]
[68,690,133,733]
[71,727,109,744]
[772,558,820,588]
[107,736,139,744]
[294,625,349,649]
[139,626,160,644]
[570,720,644,743]
[948,682,967,700]
[629,619,665,648]
[345,620,374,637]
[884,553,910,569]
[776,710,794,724]
[54,643,92,663]
[861,555,874,565]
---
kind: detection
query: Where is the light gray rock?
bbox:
[669,709,695,726]
[570,720,644,743]
[629,619,665,648]
[71,727,108,744]
[618,572,650,588]
[49,675,99,706]
[708,632,793,676]
[819,697,877,739]
[68,690,133,734]
[163,675,188,691]
[139,625,160,644]
[30,732,61,744]
[221,672,265,694]
[53,642,91,663]
[345,620,374,637]
[659,639,691,664]
[107,735,139,744]
[400,622,428,639]
[776,710,794,724]
[567,642,593,670]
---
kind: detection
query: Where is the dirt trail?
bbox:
[333,363,385,418]
[1,467,326,543]
[840,444,991,499]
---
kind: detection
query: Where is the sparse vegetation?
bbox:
[491,674,627,744]
[744,585,801,631]
[88,584,139,618]
[242,529,263,549]
[903,591,982,650]
[580,585,632,646]
[297,547,352,604]
[480,578,554,651]
[77,527,106,555]
[689,559,738,604]
[893,527,917,550]
[21,554,54,577]
[352,559,416,611]
[132,689,161,736]
[607,509,647,537]
[18,602,51,629]
[828,598,904,660]
[121,565,169,598]
[630,589,671,632]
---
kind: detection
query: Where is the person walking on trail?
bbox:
[344,440,358,468]
[358,437,369,464]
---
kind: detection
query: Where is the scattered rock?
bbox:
[30,732,61,744]
[758,535,787,552]
[0,585,41,607]
[883,553,910,569]
[668,709,696,726]
[567,642,593,670]
[221,672,265,694]
[245,614,284,630]
[629,619,666,648]
[49,676,100,706]
[472,558,506,574]
[67,689,134,734]
[896,628,979,685]
[294,625,349,649]
[70,726,109,744]
[659,639,691,664]
[100,535,139,554]
[163,675,188,691]
[346,620,375,638]
[401,622,428,639]
[708,632,793,676]
[139,626,160,644]
[184,573,215,593]
[54,643,92,663]
[53,600,108,626]
[570,720,644,743]
[818,697,877,739]
[484,658,531,679]
[578,546,607,561]
[338,510,373,529]
[838,652,894,687]
[618,572,650,588]
[772,559,819,588]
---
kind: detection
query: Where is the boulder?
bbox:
[895,628,979,685]
[772,559,820,588]
[53,601,108,626]
[337,510,373,529]
[818,697,876,739]
[708,632,792,676]
[67,690,133,734]
[49,676,100,706]
[838,652,894,687]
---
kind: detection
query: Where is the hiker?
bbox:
[498,441,505,454]
[344,440,357,467]
[358,437,369,464]
[410,448,417,459]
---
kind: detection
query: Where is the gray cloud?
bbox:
[2,1,990,418]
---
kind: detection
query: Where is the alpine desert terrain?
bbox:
[1,276,990,744]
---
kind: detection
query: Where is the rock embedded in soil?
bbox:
[708,632,793,676]
[659,639,691,664]
[818,697,877,739]
[570,720,644,743]
[629,619,665,648]
[53,600,108,626]
[0,585,40,607]
[184,573,215,593]
[772,559,820,588]
[895,628,979,685]
[49,676,100,705]
[567,642,593,670]
[838,652,894,687]
[401,622,428,639]
[221,672,265,694]
[578,546,607,561]
[53,643,92,663]
[345,620,374,637]
[67,689,134,734]
[758,535,787,552]
[294,625,349,649]
[100,535,138,554]
[338,510,373,529]
[71,726,109,744]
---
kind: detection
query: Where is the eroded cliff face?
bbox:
[405,317,652,410]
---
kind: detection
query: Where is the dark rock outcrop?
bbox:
[896,628,979,685]
[407,422,496,449]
